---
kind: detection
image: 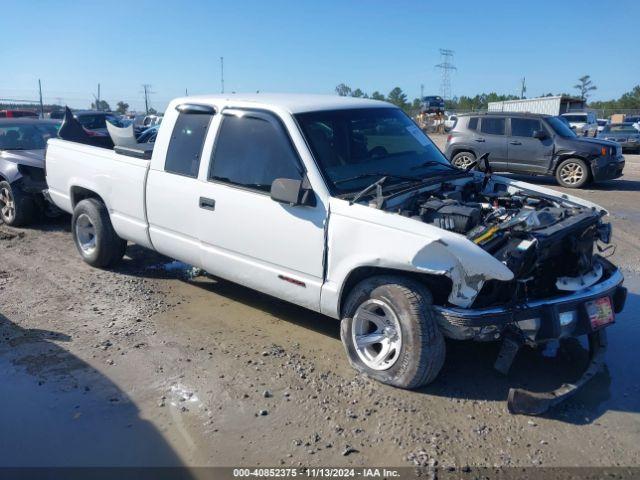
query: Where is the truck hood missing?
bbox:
[330,174,610,309]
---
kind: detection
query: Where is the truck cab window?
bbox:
[209,114,302,192]
[164,113,212,177]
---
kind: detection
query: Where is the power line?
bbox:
[435,48,456,102]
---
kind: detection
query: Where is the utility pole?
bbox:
[141,84,153,115]
[420,84,424,99]
[435,49,456,102]
[185,88,189,96]
[220,56,224,94]
[520,77,527,99]
[97,83,101,109]
[38,79,44,118]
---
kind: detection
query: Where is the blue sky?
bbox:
[2,0,638,112]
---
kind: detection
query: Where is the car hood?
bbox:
[0,149,45,168]
[567,137,619,149]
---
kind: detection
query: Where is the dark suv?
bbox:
[444,112,625,188]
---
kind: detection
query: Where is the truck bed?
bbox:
[45,138,153,249]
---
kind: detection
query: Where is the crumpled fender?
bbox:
[325,198,514,312]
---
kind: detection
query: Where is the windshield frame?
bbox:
[294,107,456,197]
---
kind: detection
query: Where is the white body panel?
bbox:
[45,93,608,320]
[45,139,153,249]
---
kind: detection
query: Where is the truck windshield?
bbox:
[547,116,577,138]
[295,108,456,194]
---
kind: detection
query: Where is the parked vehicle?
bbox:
[598,123,640,153]
[561,112,598,137]
[445,112,624,188]
[73,110,125,135]
[0,109,39,119]
[136,125,159,143]
[623,115,640,131]
[45,94,626,414]
[596,118,609,133]
[443,114,458,131]
[420,96,445,114]
[0,119,60,225]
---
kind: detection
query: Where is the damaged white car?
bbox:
[44,95,627,414]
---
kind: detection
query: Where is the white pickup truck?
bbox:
[45,94,626,414]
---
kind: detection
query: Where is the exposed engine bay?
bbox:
[389,177,612,307]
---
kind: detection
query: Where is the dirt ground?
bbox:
[0,136,639,469]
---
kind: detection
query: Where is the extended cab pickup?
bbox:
[45,94,626,414]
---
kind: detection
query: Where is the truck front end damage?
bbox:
[380,174,627,414]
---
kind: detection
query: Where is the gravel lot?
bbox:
[0,137,639,469]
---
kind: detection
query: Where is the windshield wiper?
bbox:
[335,172,416,185]
[410,160,458,171]
[349,176,390,206]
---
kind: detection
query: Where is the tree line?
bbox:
[335,75,640,114]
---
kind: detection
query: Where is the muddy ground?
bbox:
[0,137,638,469]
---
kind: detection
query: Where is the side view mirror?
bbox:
[270,177,316,207]
[533,130,548,140]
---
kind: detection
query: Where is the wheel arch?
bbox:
[338,266,452,317]
[70,186,107,209]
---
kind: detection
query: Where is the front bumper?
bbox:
[433,258,626,341]
[592,155,625,181]
[433,258,626,415]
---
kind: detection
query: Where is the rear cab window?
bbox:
[480,117,505,135]
[164,112,212,177]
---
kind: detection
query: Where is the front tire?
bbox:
[340,276,445,389]
[451,151,476,170]
[555,158,590,188]
[72,198,126,268]
[0,180,36,227]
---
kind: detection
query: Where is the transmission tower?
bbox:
[435,48,456,101]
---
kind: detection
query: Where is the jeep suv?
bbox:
[444,113,625,188]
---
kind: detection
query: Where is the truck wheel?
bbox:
[340,275,445,389]
[72,198,127,268]
[0,180,36,227]
[451,152,476,170]
[556,158,590,188]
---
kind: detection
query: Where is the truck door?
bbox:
[507,117,554,174]
[146,107,214,266]
[196,109,327,311]
[477,117,508,171]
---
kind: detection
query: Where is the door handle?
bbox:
[509,140,522,145]
[474,137,485,142]
[199,197,216,211]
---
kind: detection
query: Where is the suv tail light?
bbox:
[447,134,452,143]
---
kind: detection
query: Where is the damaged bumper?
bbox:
[432,257,626,415]
[432,258,625,342]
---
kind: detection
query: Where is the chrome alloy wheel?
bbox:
[0,186,15,223]
[352,299,402,371]
[559,162,585,185]
[75,213,97,255]
[452,154,475,170]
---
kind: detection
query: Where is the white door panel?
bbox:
[146,169,202,266]
[197,182,326,310]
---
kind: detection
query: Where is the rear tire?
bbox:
[451,151,476,170]
[340,275,445,389]
[72,198,126,268]
[0,180,36,227]
[555,158,590,188]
